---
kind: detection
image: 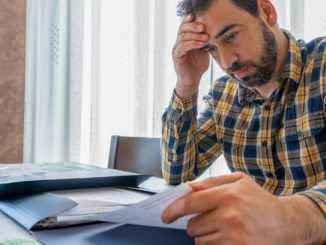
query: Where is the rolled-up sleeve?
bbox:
[161,89,222,185]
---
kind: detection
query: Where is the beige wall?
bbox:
[0,0,26,163]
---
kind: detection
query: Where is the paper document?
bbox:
[138,176,173,193]
[50,187,152,225]
[52,186,151,205]
[89,183,194,230]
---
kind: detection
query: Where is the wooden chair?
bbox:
[108,135,163,178]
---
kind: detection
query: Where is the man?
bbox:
[160,0,326,244]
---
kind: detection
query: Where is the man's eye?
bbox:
[226,32,238,41]
[202,45,217,53]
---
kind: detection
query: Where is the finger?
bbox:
[176,32,210,44]
[181,14,194,24]
[178,21,205,35]
[173,40,207,59]
[188,172,246,191]
[187,209,220,237]
[162,185,229,223]
[194,231,223,245]
[178,14,205,35]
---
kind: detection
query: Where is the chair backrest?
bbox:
[108,135,163,178]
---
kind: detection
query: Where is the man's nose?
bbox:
[219,47,238,69]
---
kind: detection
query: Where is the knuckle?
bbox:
[190,40,200,47]
[179,32,186,40]
[181,41,192,51]
[233,232,250,245]
[234,171,247,178]
[224,188,239,202]
[223,210,246,230]
[186,218,196,237]
[179,196,192,213]
[188,40,196,46]
[194,236,204,245]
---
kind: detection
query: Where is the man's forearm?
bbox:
[175,80,199,99]
[161,91,199,184]
[279,195,326,244]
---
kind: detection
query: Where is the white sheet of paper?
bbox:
[138,176,173,193]
[57,200,127,217]
[51,187,151,225]
[88,183,194,230]
[52,187,151,205]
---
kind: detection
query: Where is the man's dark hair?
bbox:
[177,0,259,17]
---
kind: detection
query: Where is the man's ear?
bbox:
[257,0,278,26]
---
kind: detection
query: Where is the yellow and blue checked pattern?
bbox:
[162,31,326,215]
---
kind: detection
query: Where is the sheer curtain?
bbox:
[273,0,326,40]
[24,0,85,163]
[24,0,326,172]
[81,0,214,167]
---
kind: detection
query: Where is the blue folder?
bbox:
[0,162,149,199]
[34,222,195,245]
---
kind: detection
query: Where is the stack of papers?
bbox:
[42,187,152,228]
[86,184,194,230]
[36,184,194,230]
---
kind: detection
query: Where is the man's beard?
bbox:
[227,21,278,88]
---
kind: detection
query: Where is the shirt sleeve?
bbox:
[161,89,222,185]
[297,183,326,216]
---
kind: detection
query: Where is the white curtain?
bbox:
[24,0,326,171]
[273,0,326,40]
[81,0,213,167]
[24,0,85,163]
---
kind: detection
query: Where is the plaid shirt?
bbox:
[162,31,326,215]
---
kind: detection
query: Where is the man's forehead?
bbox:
[193,0,257,37]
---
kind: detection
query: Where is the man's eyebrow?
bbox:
[214,24,241,40]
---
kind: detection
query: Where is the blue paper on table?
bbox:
[0,162,149,199]
[34,223,195,245]
[0,192,77,230]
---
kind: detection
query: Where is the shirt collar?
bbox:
[279,29,303,83]
[237,29,303,106]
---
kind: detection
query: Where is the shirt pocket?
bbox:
[280,111,325,140]
[278,111,326,187]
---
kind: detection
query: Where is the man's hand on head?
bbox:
[173,14,211,99]
[161,172,326,245]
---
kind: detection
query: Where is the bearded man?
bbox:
[161,0,326,244]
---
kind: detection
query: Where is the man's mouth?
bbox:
[233,67,249,79]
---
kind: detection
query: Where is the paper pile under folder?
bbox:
[35,187,151,229]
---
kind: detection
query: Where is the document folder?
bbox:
[0,162,149,230]
[33,223,195,245]
[0,162,149,199]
